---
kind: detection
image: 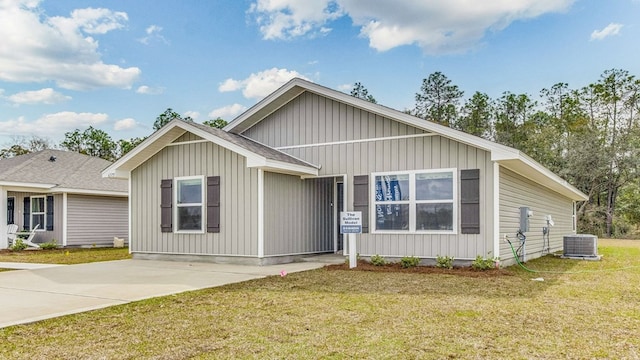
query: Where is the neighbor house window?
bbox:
[372,169,457,233]
[175,176,204,232]
[30,196,46,231]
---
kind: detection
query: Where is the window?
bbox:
[31,196,46,231]
[372,169,457,233]
[175,176,204,232]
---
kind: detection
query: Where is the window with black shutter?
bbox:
[160,179,173,232]
[207,176,220,233]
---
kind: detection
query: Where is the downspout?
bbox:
[493,163,500,266]
[0,186,7,249]
[62,193,68,246]
[257,169,264,259]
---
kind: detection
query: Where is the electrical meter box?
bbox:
[519,207,532,232]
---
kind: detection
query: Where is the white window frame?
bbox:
[174,175,205,234]
[370,168,458,234]
[30,195,46,231]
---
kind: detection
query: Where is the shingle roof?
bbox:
[186,121,319,168]
[0,149,127,193]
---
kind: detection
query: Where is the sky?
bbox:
[1,0,639,146]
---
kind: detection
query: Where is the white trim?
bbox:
[62,193,68,246]
[173,175,205,234]
[51,188,127,197]
[0,181,56,189]
[493,163,500,262]
[166,139,208,147]
[275,133,436,150]
[257,169,264,258]
[370,168,458,234]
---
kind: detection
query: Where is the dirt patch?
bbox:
[325,260,511,278]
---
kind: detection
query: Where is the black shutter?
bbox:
[7,198,14,225]
[23,197,30,231]
[160,179,173,232]
[46,195,54,231]
[207,176,221,233]
[353,175,369,233]
[460,169,480,234]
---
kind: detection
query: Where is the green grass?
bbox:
[1,239,639,359]
[0,247,131,265]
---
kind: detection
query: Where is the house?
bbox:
[103,78,587,266]
[0,149,128,249]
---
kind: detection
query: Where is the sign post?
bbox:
[340,211,362,269]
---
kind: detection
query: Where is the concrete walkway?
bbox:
[0,259,329,328]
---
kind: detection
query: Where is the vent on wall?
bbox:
[563,235,598,257]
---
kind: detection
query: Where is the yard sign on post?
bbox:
[340,211,362,269]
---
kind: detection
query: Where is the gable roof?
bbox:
[103,119,320,179]
[0,149,127,195]
[225,78,588,201]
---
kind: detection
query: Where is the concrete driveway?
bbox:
[0,259,329,328]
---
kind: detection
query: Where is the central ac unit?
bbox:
[563,234,598,257]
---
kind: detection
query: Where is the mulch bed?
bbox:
[325,260,511,278]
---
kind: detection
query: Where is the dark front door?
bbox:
[7,197,14,225]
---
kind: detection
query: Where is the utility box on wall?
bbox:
[519,207,532,233]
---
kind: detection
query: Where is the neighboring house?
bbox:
[104,78,587,266]
[0,150,128,249]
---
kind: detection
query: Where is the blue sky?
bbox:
[1,0,639,145]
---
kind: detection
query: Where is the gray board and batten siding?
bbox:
[66,195,128,247]
[241,91,496,260]
[130,132,260,257]
[499,167,574,264]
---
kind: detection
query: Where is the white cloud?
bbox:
[184,111,200,120]
[0,0,140,90]
[0,111,109,138]
[208,104,248,119]
[7,88,71,105]
[249,0,343,40]
[136,85,164,95]
[218,68,310,99]
[337,83,352,92]
[138,24,169,45]
[249,0,575,53]
[590,23,623,41]
[114,118,137,130]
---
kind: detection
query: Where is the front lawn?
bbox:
[0,247,131,265]
[1,239,639,359]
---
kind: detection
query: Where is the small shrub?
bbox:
[471,255,496,271]
[435,255,454,269]
[370,254,386,266]
[39,240,59,250]
[10,239,27,251]
[400,256,420,268]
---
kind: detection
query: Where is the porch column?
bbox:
[0,186,7,249]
